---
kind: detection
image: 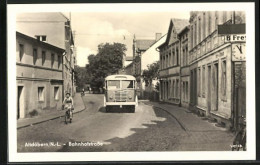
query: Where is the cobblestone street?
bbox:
[17,94,234,152]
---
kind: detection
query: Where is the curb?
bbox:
[17,95,86,130]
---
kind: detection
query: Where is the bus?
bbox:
[104,74,138,113]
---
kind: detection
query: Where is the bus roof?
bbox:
[105,74,136,81]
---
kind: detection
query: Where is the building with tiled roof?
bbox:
[157,18,189,105]
[135,40,156,51]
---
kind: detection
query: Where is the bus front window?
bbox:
[122,80,134,89]
[107,80,120,90]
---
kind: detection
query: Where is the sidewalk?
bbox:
[17,93,86,129]
[143,101,235,150]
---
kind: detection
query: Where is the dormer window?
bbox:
[35,35,47,42]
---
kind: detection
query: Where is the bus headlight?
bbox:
[109,95,113,100]
[128,95,132,99]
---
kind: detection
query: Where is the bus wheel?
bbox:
[106,106,110,113]
[130,105,135,113]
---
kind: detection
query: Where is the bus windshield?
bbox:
[122,80,134,89]
[107,80,120,90]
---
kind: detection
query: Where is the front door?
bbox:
[212,63,218,111]
[207,66,211,116]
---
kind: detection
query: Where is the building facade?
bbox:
[158,19,189,105]
[16,12,75,99]
[133,37,155,98]
[188,11,246,130]
[178,26,190,108]
[16,32,64,119]
[141,34,166,98]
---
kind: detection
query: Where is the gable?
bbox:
[168,24,178,45]
[164,19,189,46]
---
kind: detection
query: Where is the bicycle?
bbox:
[231,115,246,151]
[64,106,74,124]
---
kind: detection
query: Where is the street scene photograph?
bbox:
[14,8,247,154]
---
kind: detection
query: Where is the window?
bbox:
[183,49,185,66]
[51,53,55,68]
[19,44,24,61]
[173,80,175,98]
[122,80,134,89]
[172,51,175,66]
[186,46,188,65]
[38,87,45,101]
[33,48,37,65]
[182,82,185,100]
[186,82,188,101]
[58,55,62,69]
[42,51,46,65]
[176,79,179,98]
[221,60,227,98]
[107,80,120,89]
[176,49,179,65]
[202,66,206,96]
[35,35,47,42]
[54,87,59,100]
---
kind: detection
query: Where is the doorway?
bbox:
[17,86,24,119]
[207,65,211,116]
[212,63,219,111]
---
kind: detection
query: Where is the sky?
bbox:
[64,12,190,67]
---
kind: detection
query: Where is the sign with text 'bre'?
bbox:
[224,34,246,43]
[218,24,246,61]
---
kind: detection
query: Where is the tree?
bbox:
[86,43,127,89]
[74,65,90,90]
[142,61,160,90]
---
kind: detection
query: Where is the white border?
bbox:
[8,2,256,162]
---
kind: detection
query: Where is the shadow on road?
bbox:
[98,106,134,113]
[55,106,185,152]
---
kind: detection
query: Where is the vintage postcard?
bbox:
[7,2,256,162]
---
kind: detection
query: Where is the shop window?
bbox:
[38,87,44,101]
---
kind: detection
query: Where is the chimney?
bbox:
[155,33,162,41]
